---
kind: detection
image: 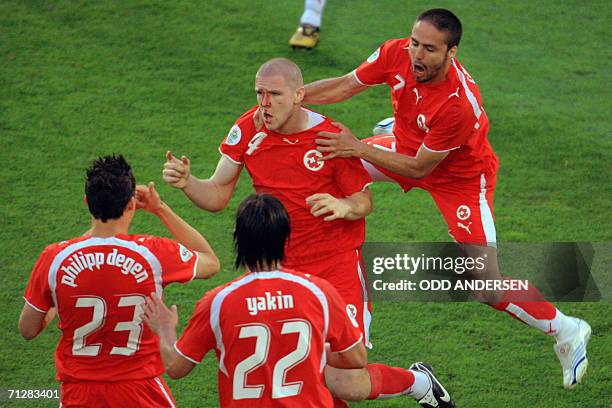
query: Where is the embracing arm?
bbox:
[136,182,220,279]
[306,189,372,221]
[316,123,448,179]
[142,294,196,379]
[357,143,448,179]
[304,72,369,105]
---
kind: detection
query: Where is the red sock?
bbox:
[367,364,415,400]
[493,278,556,320]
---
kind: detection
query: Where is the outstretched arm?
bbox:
[136,182,220,279]
[163,152,242,213]
[304,72,369,105]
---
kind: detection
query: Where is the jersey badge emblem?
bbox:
[367,47,381,63]
[346,304,360,328]
[456,205,471,221]
[225,125,242,146]
[179,244,194,262]
[416,114,430,133]
[303,149,324,171]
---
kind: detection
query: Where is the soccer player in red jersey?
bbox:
[303,8,591,389]
[19,155,220,407]
[163,58,373,346]
[143,193,455,408]
[162,59,455,407]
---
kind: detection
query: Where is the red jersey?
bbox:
[219,106,372,266]
[355,38,498,184]
[23,234,199,382]
[175,269,363,408]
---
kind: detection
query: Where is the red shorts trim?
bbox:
[60,376,176,408]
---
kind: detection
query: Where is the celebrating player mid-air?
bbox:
[303,8,591,389]
[19,155,220,407]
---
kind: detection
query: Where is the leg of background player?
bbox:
[462,244,581,339]
[325,365,430,401]
[289,0,327,49]
[301,0,326,28]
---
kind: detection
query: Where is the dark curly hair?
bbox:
[85,154,135,222]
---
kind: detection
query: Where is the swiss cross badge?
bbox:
[303,149,324,171]
[456,205,471,220]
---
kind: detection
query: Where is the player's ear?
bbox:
[447,45,458,59]
[126,196,137,212]
[294,86,305,104]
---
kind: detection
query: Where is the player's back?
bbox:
[208,270,338,407]
[26,233,198,382]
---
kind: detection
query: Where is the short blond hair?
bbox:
[256,58,304,88]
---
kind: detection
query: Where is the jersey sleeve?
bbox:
[143,237,200,285]
[354,39,402,86]
[219,106,259,164]
[23,246,55,312]
[316,278,363,352]
[174,293,216,364]
[423,103,474,152]
[332,157,372,196]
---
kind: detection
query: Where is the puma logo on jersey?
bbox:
[282,137,299,144]
[413,87,422,104]
[246,132,268,155]
[246,291,294,316]
[457,221,472,234]
[448,87,460,99]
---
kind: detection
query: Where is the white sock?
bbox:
[300,0,326,27]
[408,371,431,400]
[554,310,580,344]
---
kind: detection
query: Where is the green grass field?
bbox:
[1,1,611,407]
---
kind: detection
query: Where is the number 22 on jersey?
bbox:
[233,319,312,400]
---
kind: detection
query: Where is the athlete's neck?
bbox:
[276,107,308,134]
[89,217,130,238]
[248,261,282,273]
